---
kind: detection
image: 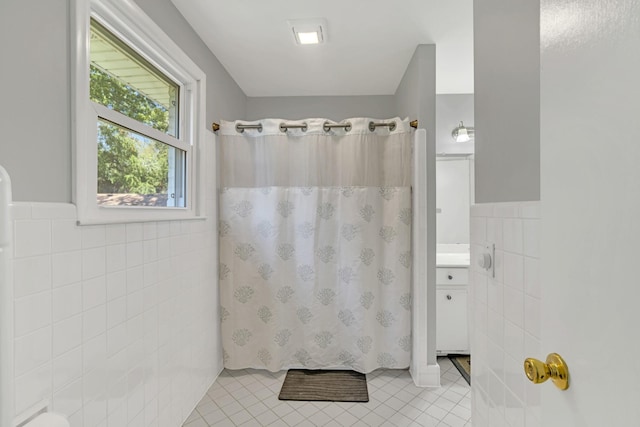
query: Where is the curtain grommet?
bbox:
[280,123,307,133]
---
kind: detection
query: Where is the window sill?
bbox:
[76,215,207,226]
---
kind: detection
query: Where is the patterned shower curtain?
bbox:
[218,118,412,373]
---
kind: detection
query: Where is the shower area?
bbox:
[217,117,427,375]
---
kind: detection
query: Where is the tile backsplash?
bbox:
[470,201,541,427]
[10,203,220,427]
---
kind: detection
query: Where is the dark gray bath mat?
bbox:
[449,354,471,385]
[278,369,369,402]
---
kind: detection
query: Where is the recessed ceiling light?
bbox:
[297,31,320,45]
[288,18,327,45]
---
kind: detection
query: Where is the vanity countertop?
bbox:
[436,252,470,267]
[436,244,470,267]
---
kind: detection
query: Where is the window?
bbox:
[73,0,206,223]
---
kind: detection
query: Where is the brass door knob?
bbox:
[523,353,569,390]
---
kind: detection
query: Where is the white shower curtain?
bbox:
[218,117,412,373]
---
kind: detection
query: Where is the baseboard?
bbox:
[410,362,441,387]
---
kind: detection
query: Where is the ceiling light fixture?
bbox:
[451,121,475,142]
[297,31,320,45]
[288,18,327,45]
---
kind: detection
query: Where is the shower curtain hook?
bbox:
[323,121,352,133]
[236,123,263,133]
[280,122,308,133]
[369,121,397,132]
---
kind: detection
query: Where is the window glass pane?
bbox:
[90,19,179,137]
[97,119,186,207]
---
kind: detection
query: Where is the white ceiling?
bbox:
[170,0,474,97]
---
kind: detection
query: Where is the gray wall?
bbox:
[436,94,474,155]
[134,0,246,124]
[395,49,420,131]
[396,45,437,148]
[395,45,438,366]
[474,0,540,203]
[246,96,397,121]
[0,0,246,202]
[0,0,72,203]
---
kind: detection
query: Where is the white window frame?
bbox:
[72,0,206,224]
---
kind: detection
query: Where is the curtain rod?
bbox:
[211,120,418,133]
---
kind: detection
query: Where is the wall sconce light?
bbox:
[451,121,474,142]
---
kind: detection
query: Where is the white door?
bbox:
[540,0,640,424]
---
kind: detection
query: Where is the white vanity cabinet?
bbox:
[436,266,470,355]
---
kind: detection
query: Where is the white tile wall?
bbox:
[470,201,541,427]
[10,202,220,427]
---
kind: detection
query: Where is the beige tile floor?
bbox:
[183,357,471,427]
